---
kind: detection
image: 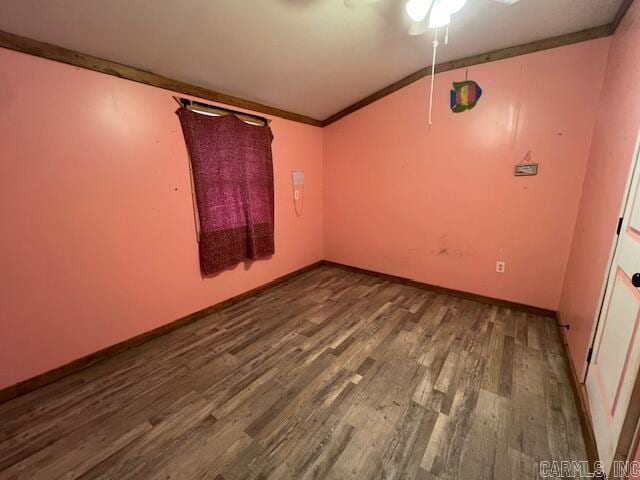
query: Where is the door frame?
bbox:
[582,130,640,383]
[583,129,640,476]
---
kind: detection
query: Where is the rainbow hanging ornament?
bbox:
[450,80,482,113]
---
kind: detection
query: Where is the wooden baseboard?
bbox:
[321,260,556,317]
[0,248,598,480]
[555,312,601,474]
[325,258,600,472]
[326,259,603,469]
[0,261,323,405]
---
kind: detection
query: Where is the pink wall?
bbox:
[0,48,323,390]
[0,29,628,393]
[323,39,610,311]
[559,1,640,377]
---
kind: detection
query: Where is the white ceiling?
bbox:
[0,0,623,121]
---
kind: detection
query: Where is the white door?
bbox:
[586,133,640,474]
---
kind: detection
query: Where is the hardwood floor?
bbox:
[0,266,587,479]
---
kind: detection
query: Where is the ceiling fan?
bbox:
[345,0,520,36]
[343,0,521,126]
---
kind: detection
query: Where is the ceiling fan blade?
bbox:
[344,0,383,7]
[406,0,434,36]
[491,0,519,4]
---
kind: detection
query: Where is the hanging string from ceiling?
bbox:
[428,26,439,128]
[401,0,519,127]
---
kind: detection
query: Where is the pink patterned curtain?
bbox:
[176,108,275,275]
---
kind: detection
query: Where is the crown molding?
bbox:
[322,24,611,126]
[0,29,323,127]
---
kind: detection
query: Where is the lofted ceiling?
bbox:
[0,0,624,121]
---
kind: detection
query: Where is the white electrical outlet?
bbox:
[294,190,300,200]
[496,261,506,273]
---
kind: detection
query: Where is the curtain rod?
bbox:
[174,96,270,126]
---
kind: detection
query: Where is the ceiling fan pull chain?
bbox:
[445,23,449,44]
[429,27,439,127]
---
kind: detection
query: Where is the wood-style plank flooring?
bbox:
[0,266,587,479]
